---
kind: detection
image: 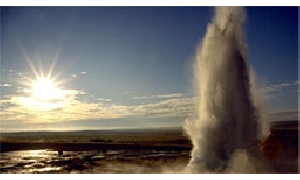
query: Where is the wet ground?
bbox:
[0,149,190,174]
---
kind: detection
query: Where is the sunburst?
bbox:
[18,42,73,111]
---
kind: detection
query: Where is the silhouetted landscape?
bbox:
[0,127,192,173]
[0,127,192,152]
[0,122,298,173]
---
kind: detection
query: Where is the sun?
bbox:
[19,56,72,111]
[15,40,80,113]
[22,74,71,111]
[30,77,62,101]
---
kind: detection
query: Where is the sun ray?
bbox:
[47,51,58,79]
[38,61,45,79]
[15,39,40,79]
[21,49,39,79]
[16,39,74,112]
[47,35,66,79]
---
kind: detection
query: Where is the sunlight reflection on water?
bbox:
[0,149,190,174]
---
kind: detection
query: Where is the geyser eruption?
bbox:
[184,7,268,172]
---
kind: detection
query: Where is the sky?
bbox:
[0,6,298,132]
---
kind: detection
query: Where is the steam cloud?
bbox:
[184,7,269,173]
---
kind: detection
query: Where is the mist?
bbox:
[184,7,270,173]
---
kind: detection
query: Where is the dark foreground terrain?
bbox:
[0,127,191,173]
[0,127,192,152]
[0,124,298,173]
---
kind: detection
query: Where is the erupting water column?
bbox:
[184,7,268,172]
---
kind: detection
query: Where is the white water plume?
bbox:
[184,7,269,173]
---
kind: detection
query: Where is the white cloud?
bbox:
[2,95,11,99]
[133,93,183,100]
[153,93,183,98]
[0,91,195,122]
[130,97,196,118]
[260,80,298,94]
[80,71,86,75]
[71,74,77,78]
[98,98,112,102]
[133,96,149,100]
[0,83,12,87]
[0,91,122,122]
[77,90,86,94]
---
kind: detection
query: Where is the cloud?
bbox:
[133,93,183,100]
[0,65,194,124]
[133,96,149,100]
[98,98,112,102]
[0,91,195,123]
[130,97,196,118]
[0,93,122,122]
[0,84,12,87]
[154,93,183,98]
[2,95,12,99]
[260,80,298,94]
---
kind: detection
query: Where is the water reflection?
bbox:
[0,149,190,174]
